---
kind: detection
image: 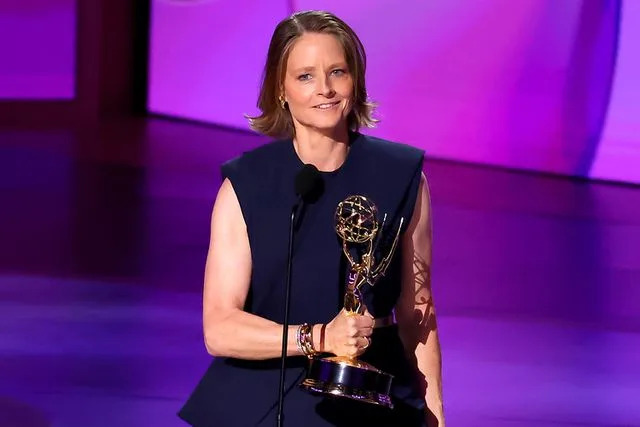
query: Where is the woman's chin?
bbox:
[309,118,348,132]
[294,115,349,134]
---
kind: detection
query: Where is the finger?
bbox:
[356,336,370,349]
[349,338,369,357]
[347,324,359,338]
[347,336,370,350]
[356,325,373,337]
[363,336,371,349]
[345,340,362,358]
[340,315,355,337]
[348,348,362,358]
[346,314,358,327]
[356,315,374,328]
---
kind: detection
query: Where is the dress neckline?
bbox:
[287,132,363,177]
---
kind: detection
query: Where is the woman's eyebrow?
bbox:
[292,66,316,73]
[291,63,347,74]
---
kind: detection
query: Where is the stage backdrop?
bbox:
[0,0,76,99]
[148,0,639,184]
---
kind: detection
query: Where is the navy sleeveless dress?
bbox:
[179,132,426,426]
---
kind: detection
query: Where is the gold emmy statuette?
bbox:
[299,195,403,408]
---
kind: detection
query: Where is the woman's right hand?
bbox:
[324,309,374,358]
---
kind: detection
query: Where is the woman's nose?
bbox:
[317,76,335,97]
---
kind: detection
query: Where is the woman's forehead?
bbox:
[287,33,346,68]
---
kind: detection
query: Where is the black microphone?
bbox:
[277,164,322,427]
[295,163,324,204]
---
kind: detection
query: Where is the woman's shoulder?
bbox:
[222,138,291,175]
[357,133,424,169]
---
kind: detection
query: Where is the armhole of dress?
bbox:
[220,160,252,243]
[399,152,425,234]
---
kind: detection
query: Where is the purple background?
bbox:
[0,0,76,100]
[148,0,640,184]
[1,2,639,425]
[591,0,640,183]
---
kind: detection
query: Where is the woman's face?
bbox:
[282,32,354,135]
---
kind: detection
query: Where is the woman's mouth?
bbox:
[313,101,340,110]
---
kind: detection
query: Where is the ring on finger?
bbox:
[362,336,371,349]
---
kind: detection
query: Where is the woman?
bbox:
[179,10,444,427]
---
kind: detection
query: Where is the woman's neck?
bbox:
[292,125,350,172]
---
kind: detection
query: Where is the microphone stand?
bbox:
[277,200,300,427]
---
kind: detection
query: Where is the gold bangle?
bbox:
[299,323,317,358]
[295,324,305,355]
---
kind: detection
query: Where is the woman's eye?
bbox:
[298,73,312,81]
[331,69,346,76]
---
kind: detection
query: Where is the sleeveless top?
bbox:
[179,132,426,426]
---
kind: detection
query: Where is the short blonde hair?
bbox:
[247,10,377,138]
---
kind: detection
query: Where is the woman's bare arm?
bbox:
[202,178,307,359]
[395,173,445,425]
[202,178,371,360]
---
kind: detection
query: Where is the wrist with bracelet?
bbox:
[296,323,324,358]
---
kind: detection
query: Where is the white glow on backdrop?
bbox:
[590,0,640,183]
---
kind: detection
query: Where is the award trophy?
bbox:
[300,195,403,408]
